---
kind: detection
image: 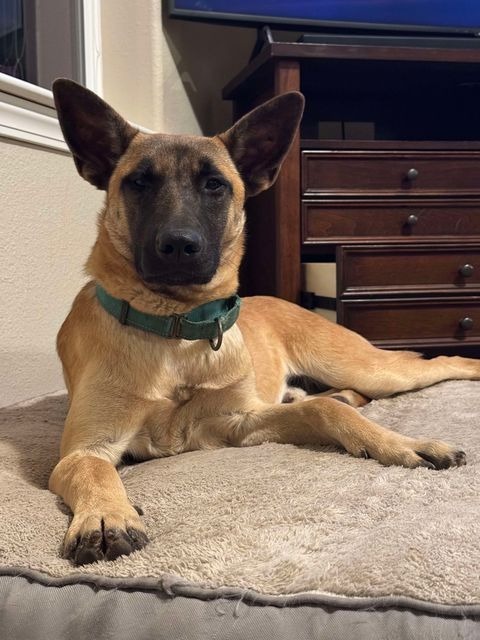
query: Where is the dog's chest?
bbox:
[129,325,249,401]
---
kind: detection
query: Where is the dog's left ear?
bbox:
[219,92,304,198]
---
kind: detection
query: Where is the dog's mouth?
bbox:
[141,270,215,288]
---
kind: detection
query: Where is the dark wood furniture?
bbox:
[223,40,480,354]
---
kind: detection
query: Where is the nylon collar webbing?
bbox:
[95,284,241,350]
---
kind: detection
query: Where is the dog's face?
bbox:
[53,80,304,295]
[107,133,244,288]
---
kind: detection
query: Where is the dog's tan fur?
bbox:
[50,80,480,565]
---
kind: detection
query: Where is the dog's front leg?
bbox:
[49,452,148,565]
[49,394,154,565]
[193,396,466,470]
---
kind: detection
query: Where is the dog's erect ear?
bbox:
[219,92,304,198]
[52,79,138,190]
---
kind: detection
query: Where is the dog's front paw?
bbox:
[63,509,149,565]
[410,439,466,470]
[352,435,466,470]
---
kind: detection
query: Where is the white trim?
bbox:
[0,99,67,152]
[0,73,55,108]
[82,0,103,96]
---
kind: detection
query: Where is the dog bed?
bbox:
[0,380,479,639]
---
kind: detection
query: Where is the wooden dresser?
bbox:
[223,40,480,356]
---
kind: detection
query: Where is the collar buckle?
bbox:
[170,314,183,338]
[119,300,130,325]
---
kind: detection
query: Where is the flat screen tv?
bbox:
[169,1,480,37]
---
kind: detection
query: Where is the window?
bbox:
[0,0,101,151]
[0,0,85,88]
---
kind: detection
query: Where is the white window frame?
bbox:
[0,0,102,153]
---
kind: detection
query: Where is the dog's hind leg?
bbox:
[325,389,370,407]
[283,385,369,408]
[282,374,369,407]
[275,301,480,400]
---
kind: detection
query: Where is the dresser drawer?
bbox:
[338,297,480,346]
[302,151,480,196]
[302,200,480,244]
[338,244,480,295]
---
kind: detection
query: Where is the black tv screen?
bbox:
[170,1,480,35]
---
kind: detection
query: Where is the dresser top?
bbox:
[223,41,480,99]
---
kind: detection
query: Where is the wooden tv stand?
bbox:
[223,40,480,355]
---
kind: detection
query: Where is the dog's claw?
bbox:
[455,450,467,466]
[417,458,436,470]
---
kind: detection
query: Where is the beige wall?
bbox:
[0,140,103,406]
[101,0,255,134]
[1,0,253,406]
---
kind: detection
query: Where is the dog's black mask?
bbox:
[123,146,232,288]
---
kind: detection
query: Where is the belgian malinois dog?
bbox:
[51,79,479,565]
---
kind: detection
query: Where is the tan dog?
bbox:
[50,79,479,565]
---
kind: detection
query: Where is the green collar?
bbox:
[95,284,241,351]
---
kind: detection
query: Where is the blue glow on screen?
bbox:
[174,1,480,30]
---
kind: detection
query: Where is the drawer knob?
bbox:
[459,264,474,277]
[459,317,474,330]
[406,214,418,226]
[406,168,419,181]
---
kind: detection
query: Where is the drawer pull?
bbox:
[459,264,474,277]
[406,168,419,181]
[406,214,418,226]
[459,317,474,330]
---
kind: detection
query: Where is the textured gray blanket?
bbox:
[0,381,479,606]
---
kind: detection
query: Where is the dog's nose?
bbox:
[156,230,203,262]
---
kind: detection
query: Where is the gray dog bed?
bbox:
[0,380,479,639]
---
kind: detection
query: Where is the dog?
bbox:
[50,79,479,566]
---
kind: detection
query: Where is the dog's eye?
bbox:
[128,174,150,190]
[133,177,148,189]
[205,178,223,191]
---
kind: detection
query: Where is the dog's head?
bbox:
[53,80,304,302]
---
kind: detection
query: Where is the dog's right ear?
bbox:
[52,79,138,190]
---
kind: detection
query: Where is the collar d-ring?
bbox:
[209,318,223,351]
